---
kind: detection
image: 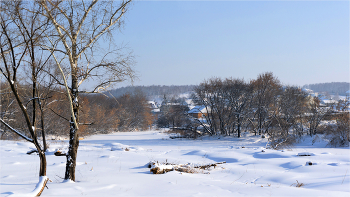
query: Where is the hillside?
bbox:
[302,82,349,95]
[107,85,196,99]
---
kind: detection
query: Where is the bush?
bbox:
[325,113,349,147]
[268,128,297,149]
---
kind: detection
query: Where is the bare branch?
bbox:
[48,108,70,122]
[0,118,34,143]
[77,0,132,58]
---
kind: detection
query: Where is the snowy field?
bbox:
[1,131,349,197]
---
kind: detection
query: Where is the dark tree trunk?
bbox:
[237,115,241,138]
[40,108,48,152]
[258,111,262,135]
[38,151,47,176]
[65,134,79,181]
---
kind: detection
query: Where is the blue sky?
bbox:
[114,0,349,87]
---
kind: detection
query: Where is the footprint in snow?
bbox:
[99,155,115,158]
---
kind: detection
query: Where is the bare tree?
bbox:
[39,0,134,181]
[251,72,282,135]
[209,78,231,135]
[268,86,308,149]
[224,78,253,137]
[0,1,50,195]
[306,96,332,136]
[277,87,308,135]
[325,99,350,147]
[193,79,221,135]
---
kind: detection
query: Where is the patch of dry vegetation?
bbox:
[291,180,305,187]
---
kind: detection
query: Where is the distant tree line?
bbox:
[303,82,350,96]
[2,73,349,149]
[108,85,196,99]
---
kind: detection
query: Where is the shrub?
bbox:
[325,113,349,147]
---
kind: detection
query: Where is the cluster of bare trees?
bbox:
[192,72,348,148]
[322,99,350,147]
[193,77,254,137]
[1,0,134,193]
[81,92,153,133]
[115,92,153,131]
[1,85,153,138]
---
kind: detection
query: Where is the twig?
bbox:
[342,170,348,184]
[231,172,246,184]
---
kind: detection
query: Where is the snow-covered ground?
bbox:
[1,131,349,197]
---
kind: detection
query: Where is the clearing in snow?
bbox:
[0,131,349,197]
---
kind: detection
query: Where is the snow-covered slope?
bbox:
[1,131,349,197]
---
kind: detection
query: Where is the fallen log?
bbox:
[149,161,226,174]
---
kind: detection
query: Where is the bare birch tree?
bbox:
[39,0,134,181]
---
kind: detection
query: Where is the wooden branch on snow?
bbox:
[30,176,51,197]
[194,161,226,170]
[27,149,38,155]
[54,150,66,156]
[36,177,50,196]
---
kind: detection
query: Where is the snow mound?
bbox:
[9,176,49,197]
[110,143,141,151]
[110,146,123,151]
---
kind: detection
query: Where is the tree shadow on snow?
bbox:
[1,192,14,196]
[280,161,302,169]
[183,150,238,163]
[132,163,149,170]
[253,152,290,159]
